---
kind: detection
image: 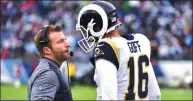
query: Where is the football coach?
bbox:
[28,25,73,101]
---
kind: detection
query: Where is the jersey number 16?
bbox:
[125,55,149,100]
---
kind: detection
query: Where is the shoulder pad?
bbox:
[94,39,119,70]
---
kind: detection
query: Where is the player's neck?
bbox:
[104,30,121,38]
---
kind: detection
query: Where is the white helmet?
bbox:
[76,1,121,52]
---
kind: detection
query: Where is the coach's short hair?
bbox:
[34,25,62,57]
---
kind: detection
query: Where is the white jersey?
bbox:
[92,33,161,100]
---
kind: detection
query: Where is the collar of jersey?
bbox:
[42,57,61,68]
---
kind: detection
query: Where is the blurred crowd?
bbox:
[1,0,192,61]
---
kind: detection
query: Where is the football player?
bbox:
[76,1,161,100]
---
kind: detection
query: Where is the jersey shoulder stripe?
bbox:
[99,38,119,62]
[94,38,119,70]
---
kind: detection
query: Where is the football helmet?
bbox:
[76,1,122,52]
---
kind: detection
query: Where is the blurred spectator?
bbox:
[13,63,21,88]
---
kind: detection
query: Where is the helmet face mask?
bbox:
[77,26,97,52]
[76,1,122,53]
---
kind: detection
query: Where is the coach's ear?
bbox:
[43,47,52,55]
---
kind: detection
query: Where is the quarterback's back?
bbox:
[94,33,161,100]
[75,0,161,100]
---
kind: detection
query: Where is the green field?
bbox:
[1,83,192,100]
